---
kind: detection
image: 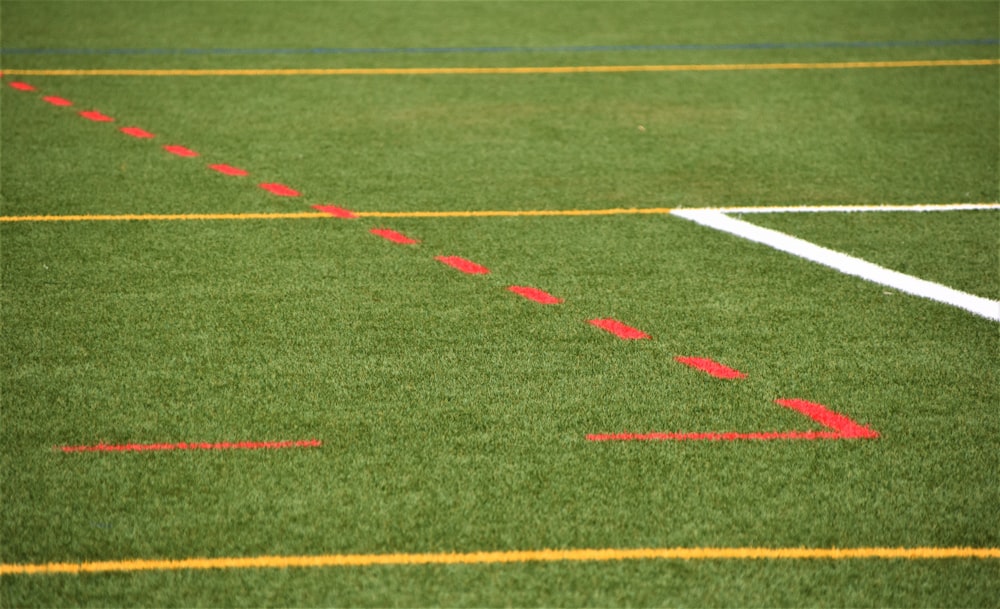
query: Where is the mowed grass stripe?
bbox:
[3,58,997,77]
[4,547,999,576]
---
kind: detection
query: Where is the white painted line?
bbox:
[699,202,1000,214]
[672,209,1000,322]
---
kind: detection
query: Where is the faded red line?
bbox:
[120,126,155,138]
[80,110,113,122]
[675,356,746,379]
[436,256,490,275]
[163,145,198,157]
[58,439,322,453]
[312,205,357,219]
[588,318,650,340]
[775,398,879,438]
[209,164,249,176]
[587,431,843,441]
[370,228,419,244]
[43,96,73,107]
[9,81,35,91]
[260,183,299,197]
[508,285,563,304]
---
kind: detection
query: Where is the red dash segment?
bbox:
[9,81,36,91]
[209,163,249,176]
[120,127,155,139]
[775,398,879,439]
[588,318,650,340]
[58,439,322,453]
[312,204,357,219]
[259,183,299,197]
[675,356,746,379]
[43,96,73,107]
[435,256,490,275]
[80,110,114,122]
[163,145,199,158]
[370,228,419,244]
[508,286,564,305]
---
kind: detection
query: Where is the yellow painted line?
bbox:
[0,212,330,222]
[359,207,674,218]
[3,546,998,575]
[0,208,673,223]
[0,547,1000,575]
[3,59,997,77]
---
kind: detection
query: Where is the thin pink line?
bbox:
[58,439,322,453]
[587,431,844,442]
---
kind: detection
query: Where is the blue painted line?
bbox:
[1,38,997,56]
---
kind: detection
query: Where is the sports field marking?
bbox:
[120,126,154,138]
[370,228,419,244]
[78,109,113,122]
[42,95,72,107]
[259,182,299,197]
[3,38,996,56]
[58,439,322,453]
[312,204,359,219]
[674,356,747,380]
[3,58,997,77]
[716,203,1000,214]
[588,398,879,442]
[163,144,199,158]
[588,318,651,340]
[4,204,997,223]
[672,209,1000,322]
[508,285,564,305]
[436,256,491,275]
[3,546,996,576]
[209,163,249,176]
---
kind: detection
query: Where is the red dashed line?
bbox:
[436,256,491,275]
[43,96,73,107]
[259,183,299,197]
[120,127,155,139]
[80,110,114,122]
[508,286,563,304]
[675,356,746,379]
[370,228,419,244]
[163,145,199,158]
[588,318,650,340]
[8,81,35,91]
[312,204,357,219]
[58,439,322,453]
[209,164,249,176]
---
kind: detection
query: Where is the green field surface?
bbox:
[2,2,998,607]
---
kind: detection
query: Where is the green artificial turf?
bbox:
[2,1,999,607]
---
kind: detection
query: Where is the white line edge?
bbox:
[693,202,1000,214]
[672,209,1000,322]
